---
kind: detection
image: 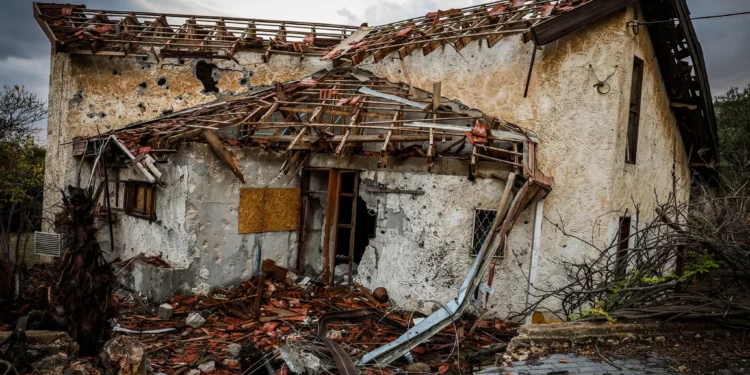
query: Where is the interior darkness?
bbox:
[195,61,219,93]
[334,195,376,266]
[353,195,377,264]
[340,174,355,194]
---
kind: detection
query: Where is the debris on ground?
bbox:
[100,336,147,375]
[112,261,517,374]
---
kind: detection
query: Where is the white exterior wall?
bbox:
[46,5,692,317]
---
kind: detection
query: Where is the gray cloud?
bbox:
[686,0,750,94]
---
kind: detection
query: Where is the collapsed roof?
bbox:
[74,67,552,189]
[38,0,718,177]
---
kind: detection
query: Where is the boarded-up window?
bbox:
[239,188,300,233]
[124,181,156,220]
[626,57,644,164]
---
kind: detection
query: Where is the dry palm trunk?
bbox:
[51,186,116,353]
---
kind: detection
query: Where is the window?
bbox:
[616,216,632,277]
[124,181,156,220]
[626,57,644,164]
[471,209,503,257]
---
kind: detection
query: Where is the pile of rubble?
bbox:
[113,261,516,374]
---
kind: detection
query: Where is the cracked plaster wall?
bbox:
[44,51,331,233]
[361,5,691,315]
[354,170,535,317]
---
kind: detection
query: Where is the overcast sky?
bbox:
[1,0,748,144]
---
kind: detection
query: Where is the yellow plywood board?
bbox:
[239,188,300,234]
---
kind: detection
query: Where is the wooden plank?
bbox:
[202,129,245,184]
[335,109,361,155]
[380,109,401,167]
[238,188,300,233]
[110,136,156,183]
[322,169,339,284]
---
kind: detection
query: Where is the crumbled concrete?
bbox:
[198,361,215,373]
[191,283,211,296]
[100,336,147,375]
[225,343,241,359]
[186,312,206,329]
[157,303,173,320]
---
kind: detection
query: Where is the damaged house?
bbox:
[37,0,717,325]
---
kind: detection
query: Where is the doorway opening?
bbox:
[298,169,376,284]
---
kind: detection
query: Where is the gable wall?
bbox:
[361,5,690,315]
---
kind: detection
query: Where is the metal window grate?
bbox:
[34,232,62,257]
[471,209,503,258]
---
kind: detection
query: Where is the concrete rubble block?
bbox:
[191,283,211,296]
[278,346,324,374]
[187,370,201,375]
[100,336,148,375]
[186,312,206,329]
[157,303,174,320]
[197,360,215,373]
[225,343,242,359]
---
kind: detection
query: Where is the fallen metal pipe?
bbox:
[358,173,523,365]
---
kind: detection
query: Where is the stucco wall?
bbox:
[95,141,530,307]
[44,51,331,231]
[361,5,691,315]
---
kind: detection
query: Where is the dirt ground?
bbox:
[523,328,750,374]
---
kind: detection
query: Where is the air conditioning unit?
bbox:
[34,232,62,257]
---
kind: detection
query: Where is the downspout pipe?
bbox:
[525,199,545,324]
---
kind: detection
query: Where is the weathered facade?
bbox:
[37,0,717,320]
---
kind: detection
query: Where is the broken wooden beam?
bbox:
[202,129,246,184]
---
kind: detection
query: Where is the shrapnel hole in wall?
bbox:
[195,61,220,94]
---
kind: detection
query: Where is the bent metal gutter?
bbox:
[357,172,523,366]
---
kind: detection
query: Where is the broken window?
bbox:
[626,57,644,164]
[124,181,156,220]
[616,216,632,277]
[471,209,503,257]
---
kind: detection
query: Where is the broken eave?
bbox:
[641,0,719,181]
[76,67,551,187]
[32,2,358,60]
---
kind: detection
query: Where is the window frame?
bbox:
[625,56,645,164]
[470,208,504,258]
[124,180,156,221]
[616,216,632,278]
